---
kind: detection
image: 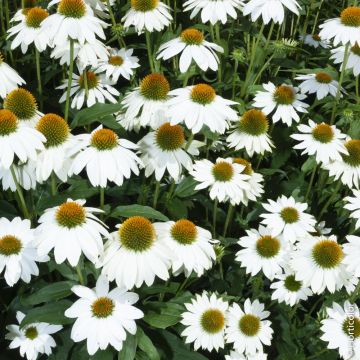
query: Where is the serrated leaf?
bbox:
[20,300,73,328]
[111,205,169,221]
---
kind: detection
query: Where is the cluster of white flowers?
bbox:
[2,0,360,359]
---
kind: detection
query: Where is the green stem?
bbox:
[232,60,239,100]
[145,31,155,73]
[153,181,160,209]
[35,48,43,111]
[212,199,218,238]
[184,133,194,151]
[215,23,222,85]
[10,165,30,219]
[318,181,342,219]
[51,173,57,196]
[311,0,324,34]
[331,43,350,124]
[76,264,85,285]
[223,204,234,238]
[350,280,360,302]
[83,68,89,100]
[100,187,105,210]
[64,39,74,122]
[264,22,275,52]
[305,163,317,201]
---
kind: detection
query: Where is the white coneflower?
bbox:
[58,70,119,109]
[253,82,308,126]
[43,0,107,47]
[319,6,360,46]
[181,292,228,351]
[344,189,360,229]
[3,88,42,127]
[65,275,143,355]
[260,195,316,243]
[0,217,48,287]
[300,33,329,48]
[36,199,108,266]
[0,54,26,98]
[157,28,224,73]
[97,48,140,82]
[7,7,50,53]
[183,0,243,25]
[122,0,172,33]
[35,113,83,183]
[243,0,300,24]
[225,351,268,360]
[331,43,360,76]
[6,311,62,360]
[236,226,287,280]
[323,139,360,189]
[154,219,216,277]
[0,109,45,169]
[343,235,360,277]
[98,216,171,289]
[0,161,37,192]
[291,120,348,164]
[69,126,142,187]
[138,122,202,181]
[191,158,251,205]
[226,109,274,156]
[291,235,348,294]
[225,299,273,355]
[120,73,170,130]
[168,83,238,134]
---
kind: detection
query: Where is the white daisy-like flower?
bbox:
[6,311,62,360]
[226,109,274,156]
[10,7,29,24]
[86,0,113,18]
[0,54,26,98]
[291,120,348,164]
[35,198,108,266]
[300,33,329,48]
[226,351,268,360]
[0,109,45,169]
[3,88,43,128]
[291,235,348,294]
[122,0,172,33]
[35,114,83,183]
[344,189,360,229]
[343,235,360,277]
[7,7,50,54]
[321,301,360,359]
[191,158,251,205]
[319,6,360,46]
[260,195,316,243]
[270,269,312,306]
[65,275,143,356]
[157,28,223,73]
[120,73,170,131]
[331,43,360,76]
[43,0,107,47]
[253,82,309,126]
[58,70,119,109]
[69,126,142,188]
[236,225,287,280]
[168,83,238,134]
[316,221,332,236]
[0,161,37,192]
[243,0,300,24]
[295,72,341,100]
[0,217,48,287]
[323,139,360,189]
[138,122,201,182]
[98,48,140,82]
[225,299,273,355]
[181,292,228,352]
[231,158,264,205]
[51,39,109,70]
[154,219,216,277]
[97,216,171,289]
[183,0,243,25]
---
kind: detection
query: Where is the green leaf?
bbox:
[118,334,137,360]
[71,102,123,128]
[21,281,75,306]
[20,300,73,328]
[174,177,198,198]
[137,328,160,360]
[111,205,169,221]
